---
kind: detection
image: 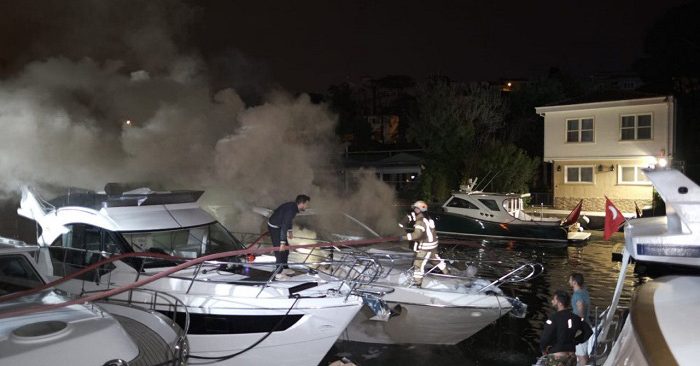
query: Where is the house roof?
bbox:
[535,90,672,114]
[543,90,666,107]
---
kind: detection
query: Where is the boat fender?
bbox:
[361,293,393,322]
[507,297,527,318]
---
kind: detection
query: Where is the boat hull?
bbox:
[52,267,362,366]
[433,211,569,246]
[184,303,362,366]
[343,287,511,345]
[604,275,700,366]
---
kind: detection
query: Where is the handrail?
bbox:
[478,262,544,293]
[92,288,190,365]
[291,244,544,293]
[0,236,401,319]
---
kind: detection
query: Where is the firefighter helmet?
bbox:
[412,200,428,212]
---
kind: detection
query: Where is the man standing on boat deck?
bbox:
[401,200,446,287]
[268,194,310,278]
[569,272,591,366]
[540,290,593,366]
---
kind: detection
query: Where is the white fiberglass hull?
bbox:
[604,275,700,366]
[186,303,361,366]
[344,286,512,345]
[52,266,362,366]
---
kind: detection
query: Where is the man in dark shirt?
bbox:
[267,194,310,277]
[540,290,593,366]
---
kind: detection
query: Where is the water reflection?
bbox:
[323,233,641,366]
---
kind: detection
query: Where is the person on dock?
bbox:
[540,290,593,366]
[569,272,591,366]
[267,194,310,279]
[401,200,446,287]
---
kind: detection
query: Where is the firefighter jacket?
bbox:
[404,212,438,251]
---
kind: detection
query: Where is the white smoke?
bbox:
[0,0,400,238]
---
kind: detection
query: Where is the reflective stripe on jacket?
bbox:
[405,212,438,250]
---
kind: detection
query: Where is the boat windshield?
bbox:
[121,222,246,258]
[0,254,45,295]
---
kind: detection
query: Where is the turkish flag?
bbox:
[604,197,626,240]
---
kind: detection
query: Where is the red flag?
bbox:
[604,197,626,240]
[561,199,583,226]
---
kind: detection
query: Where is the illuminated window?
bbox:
[566,118,594,143]
[620,114,652,141]
[618,166,650,185]
[565,166,594,183]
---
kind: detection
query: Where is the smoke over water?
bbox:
[0,0,400,238]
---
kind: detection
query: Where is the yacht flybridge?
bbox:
[595,168,700,366]
[17,185,366,366]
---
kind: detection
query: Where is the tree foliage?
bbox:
[327,82,372,146]
[471,142,540,194]
[407,78,538,201]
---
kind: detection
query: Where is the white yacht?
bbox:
[17,186,364,366]
[597,168,700,366]
[0,244,188,366]
[252,209,537,345]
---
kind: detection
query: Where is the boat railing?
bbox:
[478,262,545,293]
[306,245,545,292]
[58,245,382,302]
[81,287,190,366]
[589,305,629,366]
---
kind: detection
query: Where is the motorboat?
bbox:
[594,168,700,365]
[0,243,188,366]
[17,185,365,366]
[251,209,539,345]
[431,185,590,246]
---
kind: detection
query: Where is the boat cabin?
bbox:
[442,191,539,222]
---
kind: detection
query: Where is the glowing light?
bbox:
[646,156,657,168]
[658,158,668,168]
[507,82,512,87]
[125,120,132,126]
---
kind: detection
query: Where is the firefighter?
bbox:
[401,200,446,287]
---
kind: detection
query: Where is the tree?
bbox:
[635,1,700,181]
[327,83,372,147]
[471,142,540,194]
[407,78,536,201]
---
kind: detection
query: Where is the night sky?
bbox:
[0,0,693,92]
[192,0,691,91]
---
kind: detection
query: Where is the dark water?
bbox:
[321,231,642,366]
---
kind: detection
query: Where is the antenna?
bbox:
[480,171,502,192]
[473,171,493,192]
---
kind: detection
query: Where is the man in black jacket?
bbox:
[540,290,593,366]
[267,194,310,277]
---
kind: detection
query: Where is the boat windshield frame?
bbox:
[120,222,246,258]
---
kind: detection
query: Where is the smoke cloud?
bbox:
[0,0,400,238]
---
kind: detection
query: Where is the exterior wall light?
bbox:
[610,165,615,172]
[556,165,561,172]
[597,164,604,172]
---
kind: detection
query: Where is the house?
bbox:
[535,91,675,212]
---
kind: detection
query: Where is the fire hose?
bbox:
[0,235,401,319]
